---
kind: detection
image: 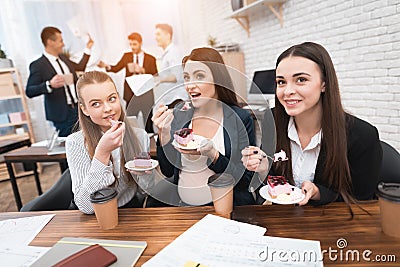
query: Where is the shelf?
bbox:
[0,133,29,142]
[0,121,28,128]
[0,67,17,74]
[229,0,286,36]
[0,68,34,144]
[0,95,22,101]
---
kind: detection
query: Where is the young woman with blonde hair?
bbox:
[66,71,152,214]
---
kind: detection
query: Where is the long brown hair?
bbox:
[76,71,143,184]
[274,42,354,206]
[182,47,239,107]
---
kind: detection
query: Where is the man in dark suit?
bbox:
[26,26,93,137]
[98,32,157,132]
[98,32,157,106]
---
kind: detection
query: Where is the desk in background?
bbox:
[0,137,31,154]
[0,202,398,266]
[3,146,67,211]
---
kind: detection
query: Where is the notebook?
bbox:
[31,237,147,267]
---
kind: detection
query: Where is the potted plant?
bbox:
[207,35,217,47]
[0,44,13,68]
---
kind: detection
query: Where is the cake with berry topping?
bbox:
[267,175,292,198]
[174,128,194,147]
[132,152,152,169]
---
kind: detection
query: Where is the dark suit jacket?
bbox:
[157,103,256,206]
[26,53,90,123]
[263,112,382,205]
[107,52,157,102]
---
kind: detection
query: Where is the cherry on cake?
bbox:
[174,128,194,147]
[267,175,292,198]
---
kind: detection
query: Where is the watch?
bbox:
[46,80,53,93]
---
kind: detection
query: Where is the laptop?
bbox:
[246,69,276,109]
[47,129,66,155]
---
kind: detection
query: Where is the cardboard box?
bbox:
[0,73,16,97]
[8,112,26,123]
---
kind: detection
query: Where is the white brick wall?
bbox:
[181,0,400,151]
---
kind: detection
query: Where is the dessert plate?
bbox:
[259,185,305,205]
[172,134,208,150]
[125,159,159,171]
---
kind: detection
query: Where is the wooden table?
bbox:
[0,137,31,154]
[3,146,67,210]
[0,201,398,266]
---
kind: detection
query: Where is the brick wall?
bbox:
[182,0,400,150]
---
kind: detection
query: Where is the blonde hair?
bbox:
[76,71,143,184]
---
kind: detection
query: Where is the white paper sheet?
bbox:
[200,234,323,267]
[0,246,50,267]
[125,74,155,96]
[0,214,55,246]
[144,214,323,267]
[142,214,267,267]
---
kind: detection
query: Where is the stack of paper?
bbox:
[143,214,323,267]
[0,214,55,267]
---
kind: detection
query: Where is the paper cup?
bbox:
[208,174,235,219]
[377,182,400,238]
[90,188,118,230]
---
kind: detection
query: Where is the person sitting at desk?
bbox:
[66,71,153,214]
[152,47,256,207]
[241,42,382,207]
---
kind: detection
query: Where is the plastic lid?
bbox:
[90,188,117,204]
[208,173,235,188]
[377,182,400,203]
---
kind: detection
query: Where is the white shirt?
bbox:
[178,120,225,205]
[133,51,144,67]
[43,51,78,104]
[288,117,322,188]
[155,43,188,105]
[66,127,151,214]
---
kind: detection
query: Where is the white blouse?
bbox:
[66,128,150,214]
[287,117,322,188]
[178,120,225,205]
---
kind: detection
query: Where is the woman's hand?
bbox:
[298,180,320,206]
[152,104,174,146]
[94,122,125,165]
[241,146,269,177]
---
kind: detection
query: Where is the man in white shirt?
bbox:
[26,26,93,136]
[154,23,188,108]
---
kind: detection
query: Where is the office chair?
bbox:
[379,140,400,183]
[20,169,76,211]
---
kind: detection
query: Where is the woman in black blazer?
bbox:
[152,47,256,206]
[242,42,382,207]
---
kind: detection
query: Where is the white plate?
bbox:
[172,134,207,150]
[259,185,305,205]
[125,159,159,171]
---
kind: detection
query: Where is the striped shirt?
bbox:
[66,128,150,214]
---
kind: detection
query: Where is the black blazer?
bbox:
[157,104,256,205]
[26,53,90,123]
[107,52,157,102]
[262,112,382,205]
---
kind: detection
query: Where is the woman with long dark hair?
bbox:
[242,42,382,206]
[152,47,256,206]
